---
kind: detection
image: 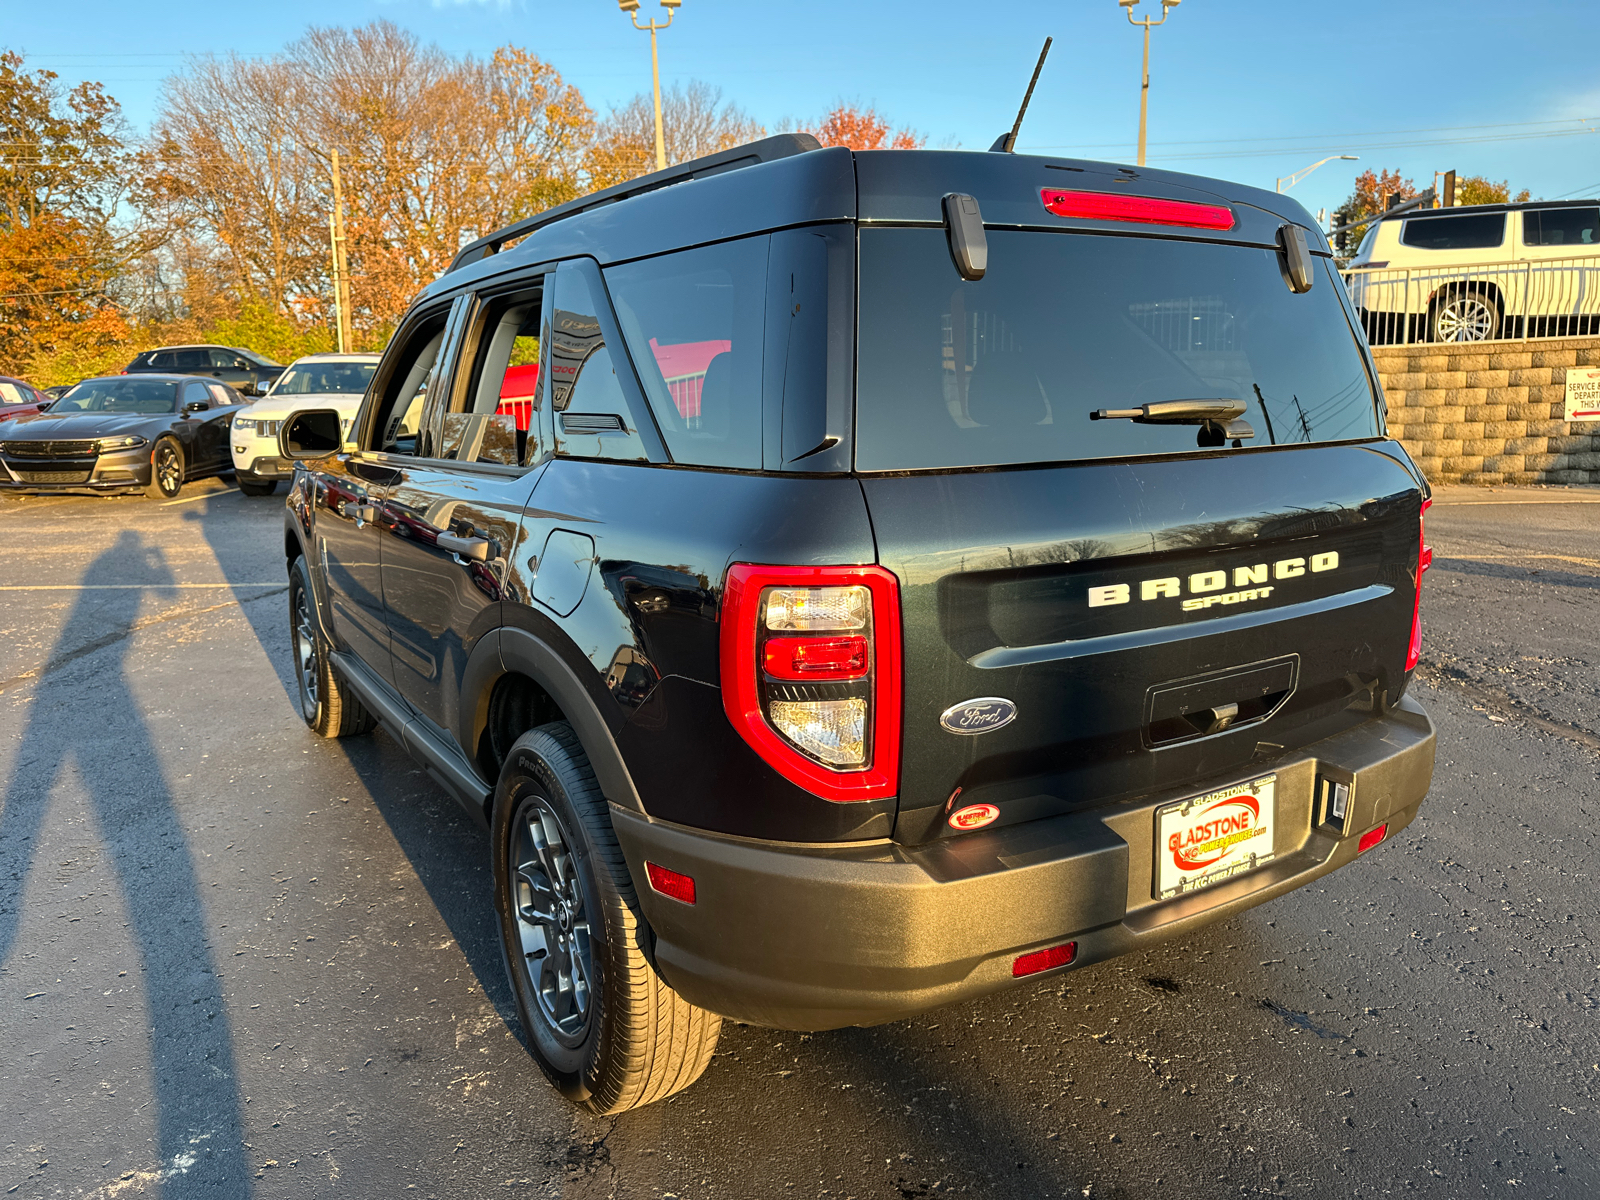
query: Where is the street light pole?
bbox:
[1118,0,1180,168]
[1276,154,1359,193]
[619,0,681,173]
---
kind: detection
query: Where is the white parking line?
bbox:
[0,583,282,591]
[161,487,239,506]
[1435,552,1600,569]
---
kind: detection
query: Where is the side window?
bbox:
[209,349,239,368]
[1400,213,1505,251]
[181,380,211,409]
[175,349,209,370]
[444,280,547,468]
[207,383,235,406]
[548,263,649,462]
[604,236,766,469]
[148,351,175,369]
[1524,207,1600,247]
[368,311,451,457]
[0,382,22,404]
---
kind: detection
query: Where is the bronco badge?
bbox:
[940,697,1017,735]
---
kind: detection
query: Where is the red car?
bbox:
[0,377,51,421]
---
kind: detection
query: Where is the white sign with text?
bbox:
[1564,367,1600,421]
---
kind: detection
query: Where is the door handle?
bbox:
[339,501,378,523]
[436,532,494,562]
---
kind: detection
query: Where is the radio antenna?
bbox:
[991,37,1052,153]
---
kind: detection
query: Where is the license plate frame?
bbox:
[1154,774,1277,900]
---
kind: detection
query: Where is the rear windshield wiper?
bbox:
[1090,398,1255,447]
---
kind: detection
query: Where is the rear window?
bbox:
[1400,212,1505,250]
[854,228,1379,472]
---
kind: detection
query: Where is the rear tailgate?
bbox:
[867,444,1423,844]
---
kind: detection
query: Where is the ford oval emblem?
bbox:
[939,697,1017,735]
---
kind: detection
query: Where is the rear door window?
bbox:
[1523,207,1600,247]
[605,237,767,469]
[174,349,210,370]
[446,280,548,467]
[855,228,1379,472]
[1400,213,1506,250]
[147,352,176,369]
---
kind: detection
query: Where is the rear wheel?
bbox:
[237,476,278,497]
[146,437,183,500]
[492,722,720,1113]
[289,557,375,738]
[1430,289,1500,342]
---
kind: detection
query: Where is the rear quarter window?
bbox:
[1400,213,1506,250]
[854,228,1380,472]
[605,236,767,470]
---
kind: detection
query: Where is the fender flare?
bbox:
[494,627,646,815]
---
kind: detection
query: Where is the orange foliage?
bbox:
[807,105,924,152]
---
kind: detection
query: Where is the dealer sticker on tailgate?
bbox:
[1155,774,1276,899]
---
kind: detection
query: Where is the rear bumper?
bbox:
[613,695,1436,1031]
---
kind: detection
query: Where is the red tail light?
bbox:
[720,564,902,803]
[1013,942,1077,977]
[1040,188,1235,231]
[1358,823,1388,854]
[1405,497,1433,671]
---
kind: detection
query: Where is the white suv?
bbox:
[231,353,380,496]
[1346,200,1600,343]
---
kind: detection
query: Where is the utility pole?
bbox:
[329,148,353,353]
[1118,0,1181,167]
[619,0,681,172]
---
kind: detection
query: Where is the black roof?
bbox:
[423,141,1329,307]
[1388,198,1596,221]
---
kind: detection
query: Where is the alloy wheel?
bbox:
[154,443,181,494]
[512,799,594,1047]
[292,581,319,720]
[1434,295,1496,342]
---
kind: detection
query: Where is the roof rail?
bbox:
[444,132,823,276]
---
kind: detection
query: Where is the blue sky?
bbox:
[10,0,1600,223]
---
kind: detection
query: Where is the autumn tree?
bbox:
[145,22,595,335]
[584,82,764,192]
[1455,174,1531,206]
[0,52,160,378]
[805,104,924,151]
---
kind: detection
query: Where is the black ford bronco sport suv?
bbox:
[279,134,1436,1114]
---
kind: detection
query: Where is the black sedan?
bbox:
[0,375,247,499]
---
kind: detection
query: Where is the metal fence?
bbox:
[1342,254,1600,346]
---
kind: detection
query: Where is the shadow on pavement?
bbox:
[185,494,517,1028]
[0,529,252,1195]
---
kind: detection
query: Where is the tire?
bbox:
[1430,289,1500,343]
[146,437,184,499]
[288,556,376,738]
[491,722,720,1113]
[237,476,278,497]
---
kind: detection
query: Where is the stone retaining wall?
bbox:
[1373,336,1600,485]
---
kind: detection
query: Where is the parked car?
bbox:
[123,344,284,396]
[277,135,1436,1114]
[0,376,52,421]
[231,353,381,496]
[0,374,246,498]
[40,384,75,402]
[1346,199,1600,342]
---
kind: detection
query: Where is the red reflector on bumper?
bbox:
[1012,942,1077,978]
[645,861,696,905]
[1358,824,1387,854]
[1040,188,1235,230]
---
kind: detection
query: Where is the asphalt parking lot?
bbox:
[2,480,1598,1199]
